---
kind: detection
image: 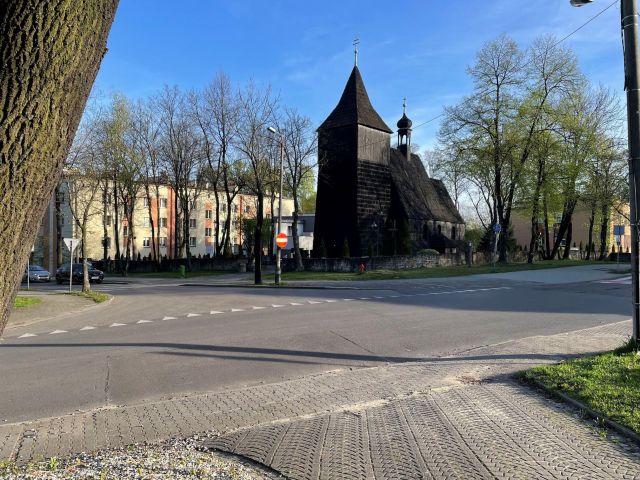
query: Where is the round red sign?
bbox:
[276,233,288,248]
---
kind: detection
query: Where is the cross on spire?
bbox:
[403,97,407,114]
[353,38,360,66]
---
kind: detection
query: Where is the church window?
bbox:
[451,226,456,240]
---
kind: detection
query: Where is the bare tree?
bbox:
[235,82,278,284]
[65,119,103,291]
[279,108,317,271]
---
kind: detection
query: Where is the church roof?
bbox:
[389,148,464,225]
[318,66,392,133]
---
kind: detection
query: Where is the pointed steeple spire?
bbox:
[318,66,392,133]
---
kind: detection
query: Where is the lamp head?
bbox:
[570,0,593,6]
[267,126,277,134]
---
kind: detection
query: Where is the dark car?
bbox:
[23,265,52,282]
[56,263,104,284]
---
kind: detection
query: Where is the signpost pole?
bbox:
[27,254,30,292]
[69,240,73,293]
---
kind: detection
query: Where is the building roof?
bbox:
[389,148,464,224]
[318,66,392,133]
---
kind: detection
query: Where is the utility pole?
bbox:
[571,0,640,342]
[622,0,640,342]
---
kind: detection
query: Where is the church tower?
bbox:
[313,64,392,257]
[397,99,412,159]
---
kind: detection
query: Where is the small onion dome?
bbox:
[397,113,412,130]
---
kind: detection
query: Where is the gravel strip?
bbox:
[0,435,280,479]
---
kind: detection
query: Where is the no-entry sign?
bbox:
[276,233,288,248]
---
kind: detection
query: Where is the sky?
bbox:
[93,0,624,151]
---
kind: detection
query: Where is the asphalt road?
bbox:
[0,265,632,424]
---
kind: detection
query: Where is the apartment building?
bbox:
[33,177,295,272]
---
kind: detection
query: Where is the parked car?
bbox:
[56,263,104,284]
[23,265,51,282]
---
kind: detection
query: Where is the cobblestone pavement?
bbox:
[1,320,639,479]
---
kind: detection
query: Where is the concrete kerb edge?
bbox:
[525,377,640,445]
[179,282,372,290]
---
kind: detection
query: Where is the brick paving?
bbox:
[1,320,639,479]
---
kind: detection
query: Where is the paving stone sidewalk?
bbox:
[1,320,639,479]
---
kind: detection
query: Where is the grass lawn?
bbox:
[13,296,41,308]
[282,260,613,282]
[524,341,640,433]
[108,270,233,279]
[67,290,111,303]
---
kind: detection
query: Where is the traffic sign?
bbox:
[276,232,288,249]
[492,223,502,233]
[63,237,79,253]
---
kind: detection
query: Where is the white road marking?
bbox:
[210,311,224,315]
[272,304,285,308]
[136,320,153,324]
[49,330,67,335]
[343,299,355,301]
[308,300,322,304]
[109,323,126,327]
[252,306,266,310]
[186,313,201,317]
[18,333,36,338]
[359,297,371,300]
[230,308,245,312]
[79,326,96,331]
[373,296,385,299]
[162,316,177,321]
[325,299,337,303]
[290,302,303,306]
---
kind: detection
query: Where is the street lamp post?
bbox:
[571,0,640,341]
[267,126,284,285]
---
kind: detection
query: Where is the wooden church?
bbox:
[313,64,465,258]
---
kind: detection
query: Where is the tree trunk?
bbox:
[599,203,609,260]
[102,186,109,263]
[563,221,573,260]
[0,1,118,335]
[586,206,596,260]
[292,195,303,271]
[543,196,551,260]
[55,186,64,267]
[527,162,544,264]
[254,191,264,285]
[113,181,121,271]
[81,224,90,293]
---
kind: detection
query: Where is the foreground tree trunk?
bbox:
[0,1,118,336]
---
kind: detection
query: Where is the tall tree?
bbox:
[0,2,118,335]
[280,108,317,271]
[235,82,278,284]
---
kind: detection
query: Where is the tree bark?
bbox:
[254,191,264,284]
[0,1,118,335]
[292,195,304,271]
[586,206,596,260]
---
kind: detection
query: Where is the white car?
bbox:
[24,265,51,282]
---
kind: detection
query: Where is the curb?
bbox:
[179,282,373,291]
[525,377,640,445]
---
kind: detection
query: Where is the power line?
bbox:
[554,0,619,47]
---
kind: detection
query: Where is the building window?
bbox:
[451,226,456,240]
[189,218,197,229]
[437,224,442,235]
[159,237,167,247]
[143,217,150,227]
[189,237,197,247]
[105,215,112,227]
[123,226,129,236]
[159,198,168,208]
[143,197,150,207]
[205,227,212,237]
[103,193,110,205]
[160,217,167,228]
[143,237,150,247]
[205,209,212,219]
[287,226,292,235]
[220,202,226,211]
[190,200,197,210]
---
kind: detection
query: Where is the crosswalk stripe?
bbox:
[18,333,36,338]
[252,306,266,310]
[109,323,126,327]
[162,316,177,321]
[210,311,224,315]
[49,330,67,334]
[80,326,96,331]
[187,313,201,317]
[136,320,153,324]
[230,308,245,312]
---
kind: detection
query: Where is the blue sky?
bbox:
[94,0,623,150]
